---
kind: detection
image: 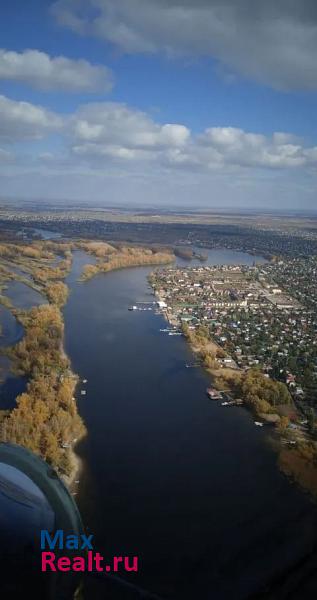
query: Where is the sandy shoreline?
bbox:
[61,444,83,491]
[60,338,86,491]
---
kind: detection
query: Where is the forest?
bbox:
[0,240,85,477]
[1,304,85,475]
[0,238,175,477]
[182,322,293,419]
[80,245,175,281]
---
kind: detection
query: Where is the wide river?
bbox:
[59,249,317,599]
[0,250,317,600]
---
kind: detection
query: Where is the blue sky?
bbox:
[0,0,317,210]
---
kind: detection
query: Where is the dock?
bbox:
[221,399,244,407]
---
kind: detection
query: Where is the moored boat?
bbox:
[206,387,222,400]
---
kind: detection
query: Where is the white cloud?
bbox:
[71,102,190,160]
[0,48,113,93]
[196,127,308,169]
[52,0,317,90]
[0,94,316,186]
[0,95,62,141]
[67,103,317,172]
[0,95,316,173]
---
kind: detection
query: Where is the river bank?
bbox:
[152,283,317,500]
[62,254,317,600]
[79,245,175,281]
[1,304,86,477]
[0,243,86,486]
[1,239,317,597]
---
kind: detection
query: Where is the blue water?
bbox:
[62,249,317,599]
[176,246,266,267]
[4,281,46,310]
[0,306,26,409]
[0,280,45,408]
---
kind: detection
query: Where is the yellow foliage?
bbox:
[81,247,174,281]
[1,304,85,474]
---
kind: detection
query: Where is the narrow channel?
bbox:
[0,304,26,408]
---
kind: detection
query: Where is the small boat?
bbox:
[128,305,137,311]
[168,331,182,336]
[81,390,86,396]
[222,399,244,407]
[254,421,264,427]
[206,387,222,400]
[82,379,88,383]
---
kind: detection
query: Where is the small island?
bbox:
[0,237,175,484]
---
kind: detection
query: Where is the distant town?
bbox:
[1,205,317,494]
[0,205,317,259]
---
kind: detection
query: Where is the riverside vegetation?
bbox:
[0,238,175,479]
[0,239,84,478]
[183,322,292,418]
[2,305,85,476]
[181,322,317,496]
[79,241,174,281]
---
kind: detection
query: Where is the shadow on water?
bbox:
[62,249,317,600]
[0,306,26,409]
[0,355,27,409]
[0,282,46,408]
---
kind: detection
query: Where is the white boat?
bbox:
[81,390,86,396]
[254,421,264,427]
[82,379,88,383]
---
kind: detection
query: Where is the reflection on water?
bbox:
[4,281,46,310]
[63,249,317,599]
[0,306,23,348]
[0,356,27,410]
[0,306,26,409]
[66,251,96,284]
